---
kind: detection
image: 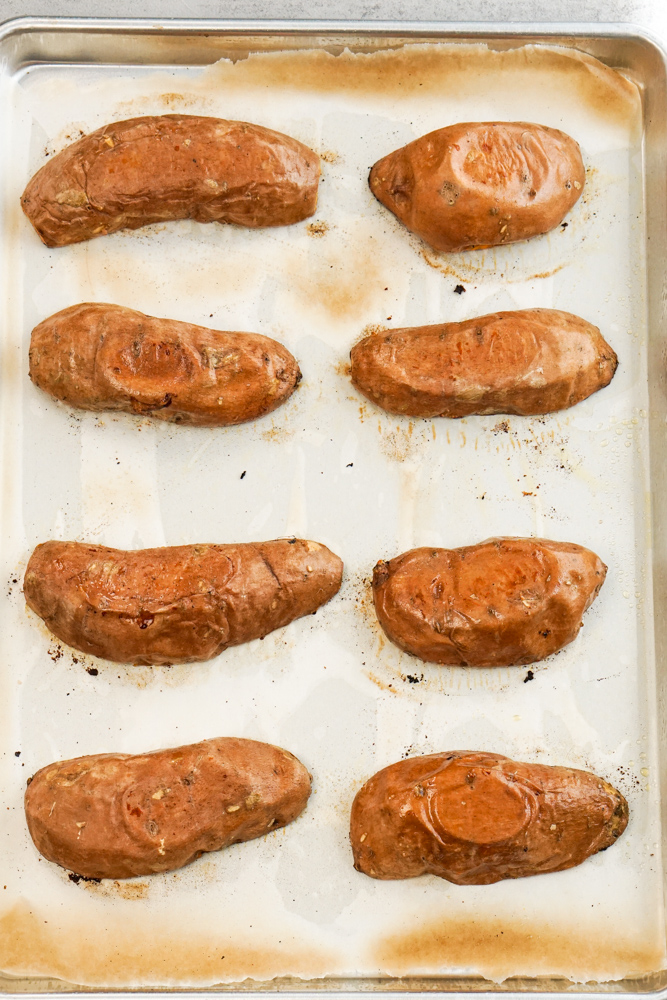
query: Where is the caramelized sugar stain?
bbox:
[367,669,397,694]
[334,358,351,379]
[306,221,329,238]
[360,408,572,472]
[255,383,305,443]
[348,566,376,629]
[375,418,436,464]
[261,418,293,444]
[379,424,413,463]
[344,566,392,686]
[373,913,664,982]
[420,247,494,284]
[114,91,212,117]
[3,195,25,261]
[527,265,566,281]
[575,164,602,229]
[0,902,338,987]
[476,418,576,474]
[282,233,386,323]
[157,92,195,108]
[84,879,149,901]
[421,248,567,284]
[201,44,639,131]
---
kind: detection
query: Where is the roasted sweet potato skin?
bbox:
[25,737,311,879]
[369,122,585,252]
[24,539,343,665]
[29,303,301,427]
[350,751,628,885]
[350,309,617,418]
[372,538,606,667]
[21,115,320,247]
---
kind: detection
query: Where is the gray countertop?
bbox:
[0,0,664,34]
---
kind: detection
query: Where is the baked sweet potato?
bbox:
[24,539,343,665]
[373,538,606,666]
[350,309,617,418]
[25,737,311,879]
[350,751,628,884]
[21,114,320,247]
[29,303,301,426]
[369,122,585,252]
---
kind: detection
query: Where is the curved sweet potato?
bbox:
[26,737,311,879]
[24,539,343,665]
[350,309,617,418]
[369,122,584,252]
[29,303,301,426]
[350,751,628,884]
[372,537,606,666]
[21,114,320,247]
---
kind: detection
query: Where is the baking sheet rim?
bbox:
[0,15,665,999]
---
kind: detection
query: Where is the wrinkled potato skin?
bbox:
[24,539,343,665]
[350,309,617,419]
[369,122,585,252]
[350,751,628,885]
[21,115,320,247]
[25,737,311,879]
[373,538,606,666]
[30,303,301,427]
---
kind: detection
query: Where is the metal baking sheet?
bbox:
[0,18,665,994]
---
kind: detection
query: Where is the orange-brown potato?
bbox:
[369,122,584,252]
[350,309,617,418]
[29,303,301,426]
[350,751,628,885]
[21,115,320,247]
[24,539,343,665]
[25,737,311,880]
[372,538,606,667]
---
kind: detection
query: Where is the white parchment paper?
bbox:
[0,41,662,987]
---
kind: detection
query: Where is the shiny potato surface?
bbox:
[21,114,320,247]
[30,303,301,427]
[350,309,617,418]
[25,738,311,879]
[369,122,584,252]
[372,538,606,666]
[350,751,628,885]
[24,539,343,665]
